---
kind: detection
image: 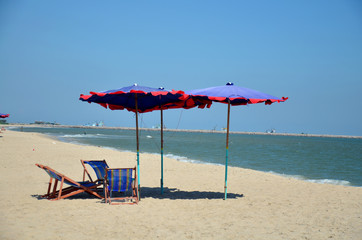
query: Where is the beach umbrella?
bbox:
[186,82,288,200]
[0,113,9,118]
[80,84,206,197]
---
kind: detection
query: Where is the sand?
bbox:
[0,129,361,240]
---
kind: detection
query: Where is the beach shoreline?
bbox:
[6,124,361,188]
[3,123,362,139]
[1,129,361,239]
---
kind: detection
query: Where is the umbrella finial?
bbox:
[226,82,234,86]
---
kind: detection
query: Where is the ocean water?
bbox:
[14,127,362,187]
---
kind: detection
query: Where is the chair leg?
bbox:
[57,177,64,200]
[103,181,106,203]
[104,187,109,204]
[47,177,53,195]
[109,191,112,204]
[50,179,58,199]
[42,178,54,198]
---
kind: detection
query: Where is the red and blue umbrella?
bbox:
[80,84,206,197]
[80,84,196,113]
[186,82,288,199]
[0,113,9,118]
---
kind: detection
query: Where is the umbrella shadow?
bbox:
[31,188,244,201]
[140,187,244,200]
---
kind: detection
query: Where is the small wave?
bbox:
[164,154,224,166]
[306,179,351,186]
[165,153,204,164]
[267,171,352,186]
[165,153,189,161]
[60,134,106,138]
[102,146,127,152]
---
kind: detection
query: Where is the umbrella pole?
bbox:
[135,93,141,200]
[224,100,231,200]
[160,108,164,194]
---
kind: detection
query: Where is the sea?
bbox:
[12,126,362,187]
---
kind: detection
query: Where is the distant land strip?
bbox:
[3,123,362,139]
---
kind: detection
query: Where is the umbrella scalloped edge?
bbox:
[189,95,288,106]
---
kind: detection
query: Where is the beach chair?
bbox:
[104,167,138,205]
[81,159,109,183]
[35,164,103,201]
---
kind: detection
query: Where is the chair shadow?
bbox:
[32,194,44,200]
[31,189,106,201]
[140,187,244,200]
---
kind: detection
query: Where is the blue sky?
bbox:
[1,1,361,136]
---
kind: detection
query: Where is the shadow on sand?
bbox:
[32,187,244,201]
[140,187,244,200]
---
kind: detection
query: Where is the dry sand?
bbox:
[0,130,361,240]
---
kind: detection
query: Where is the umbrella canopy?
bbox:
[0,113,9,118]
[186,82,287,106]
[80,84,205,197]
[186,82,288,199]
[80,84,205,113]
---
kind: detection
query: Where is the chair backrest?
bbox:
[37,164,63,182]
[36,163,79,187]
[44,168,63,181]
[81,160,109,181]
[106,168,135,192]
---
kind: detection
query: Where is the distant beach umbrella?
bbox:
[0,113,9,118]
[80,84,208,198]
[186,82,288,200]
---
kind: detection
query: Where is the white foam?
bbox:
[165,153,190,162]
[102,146,129,152]
[306,179,351,186]
[60,133,106,138]
[164,154,224,166]
[267,171,352,186]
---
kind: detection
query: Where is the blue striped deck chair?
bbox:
[81,159,109,184]
[36,164,103,201]
[105,167,138,205]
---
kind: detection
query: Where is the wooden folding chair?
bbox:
[81,159,109,183]
[104,167,138,205]
[36,164,103,201]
